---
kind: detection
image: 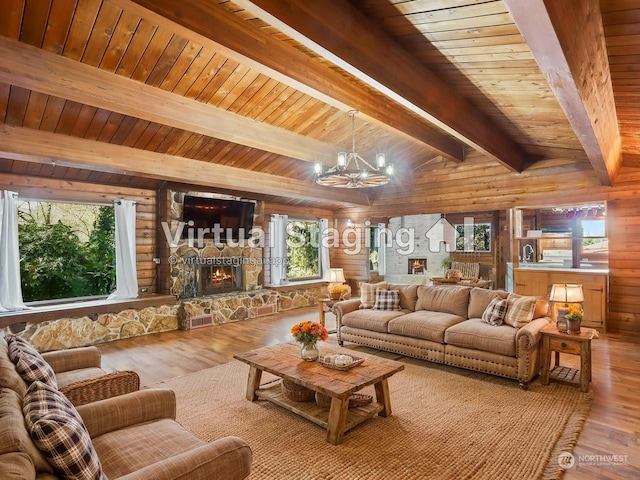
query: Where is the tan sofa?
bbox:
[334,284,551,389]
[0,335,252,479]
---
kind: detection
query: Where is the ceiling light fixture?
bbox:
[314,110,393,188]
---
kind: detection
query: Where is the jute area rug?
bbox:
[149,350,592,480]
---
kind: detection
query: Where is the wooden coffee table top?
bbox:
[234,342,404,399]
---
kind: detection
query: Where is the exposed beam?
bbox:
[0,125,371,206]
[121,0,465,162]
[504,0,622,186]
[0,36,334,164]
[234,0,530,171]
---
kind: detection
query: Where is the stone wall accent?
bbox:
[2,286,319,351]
[276,285,323,311]
[4,304,179,352]
[177,290,280,329]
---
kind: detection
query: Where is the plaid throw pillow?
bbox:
[372,289,401,311]
[7,335,58,389]
[504,295,537,328]
[481,297,508,326]
[23,381,107,480]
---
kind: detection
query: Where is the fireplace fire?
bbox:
[180,255,243,297]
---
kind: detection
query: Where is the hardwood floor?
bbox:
[97,307,640,479]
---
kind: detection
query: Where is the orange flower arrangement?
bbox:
[291,321,328,345]
[564,304,583,321]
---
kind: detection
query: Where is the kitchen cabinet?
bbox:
[514,268,607,331]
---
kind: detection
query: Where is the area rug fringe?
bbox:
[149,353,592,480]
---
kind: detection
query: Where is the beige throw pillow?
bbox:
[359,281,388,309]
[504,295,537,328]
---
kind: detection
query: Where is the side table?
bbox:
[318,297,338,327]
[540,323,595,393]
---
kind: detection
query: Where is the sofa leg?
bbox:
[338,340,344,346]
[519,381,529,391]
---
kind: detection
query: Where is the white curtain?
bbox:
[377,222,387,276]
[109,200,138,299]
[0,191,25,311]
[270,214,288,285]
[319,218,330,280]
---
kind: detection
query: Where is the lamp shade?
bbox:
[328,268,346,284]
[549,284,584,303]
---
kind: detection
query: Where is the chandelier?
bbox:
[314,110,394,188]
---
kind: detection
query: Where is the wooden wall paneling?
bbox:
[591,200,638,332]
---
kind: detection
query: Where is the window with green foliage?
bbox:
[286,219,320,280]
[455,223,491,252]
[18,201,116,302]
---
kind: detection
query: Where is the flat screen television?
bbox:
[181,195,255,241]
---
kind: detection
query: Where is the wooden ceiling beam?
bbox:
[0,125,371,206]
[234,0,530,172]
[503,0,622,186]
[121,0,465,162]
[0,36,334,164]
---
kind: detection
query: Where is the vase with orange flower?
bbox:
[291,320,328,361]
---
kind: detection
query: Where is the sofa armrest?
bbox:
[42,346,102,373]
[516,317,552,350]
[77,389,176,438]
[60,370,141,406]
[117,437,252,480]
[332,298,362,332]
[333,298,361,318]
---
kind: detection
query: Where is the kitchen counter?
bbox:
[515,265,609,274]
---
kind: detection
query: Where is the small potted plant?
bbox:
[564,304,583,334]
[328,284,349,300]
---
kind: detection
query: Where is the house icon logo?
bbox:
[425,217,458,253]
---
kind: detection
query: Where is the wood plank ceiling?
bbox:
[0,0,637,208]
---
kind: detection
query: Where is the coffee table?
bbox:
[234,343,404,445]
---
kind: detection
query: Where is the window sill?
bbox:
[266,280,327,291]
[0,295,176,328]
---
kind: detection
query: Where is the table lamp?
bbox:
[327,268,348,299]
[549,284,584,333]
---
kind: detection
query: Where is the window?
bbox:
[286,219,320,280]
[17,201,115,302]
[455,223,491,252]
[369,225,379,271]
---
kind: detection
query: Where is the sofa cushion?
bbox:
[7,336,58,389]
[92,418,205,478]
[504,295,537,328]
[372,289,401,311]
[388,284,419,311]
[388,310,466,343]
[359,281,389,309]
[0,387,54,475]
[481,297,508,326]
[55,368,109,390]
[444,318,518,357]
[342,309,406,333]
[415,285,472,319]
[23,381,106,480]
[468,288,510,319]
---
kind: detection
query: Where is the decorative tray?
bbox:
[318,353,365,371]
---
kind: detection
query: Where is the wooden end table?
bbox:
[318,297,338,327]
[540,323,595,393]
[234,343,404,445]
